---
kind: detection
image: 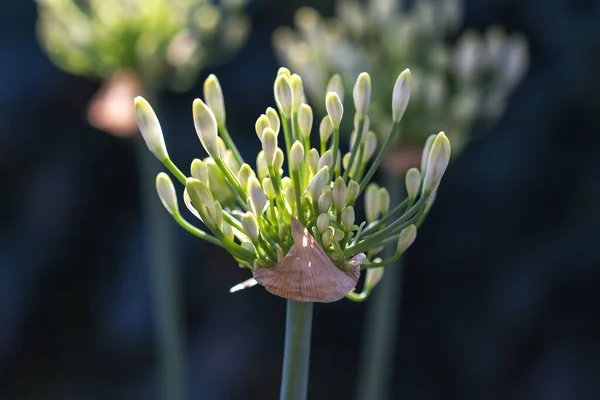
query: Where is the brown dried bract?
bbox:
[252,218,361,303]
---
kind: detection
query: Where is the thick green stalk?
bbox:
[280,300,314,400]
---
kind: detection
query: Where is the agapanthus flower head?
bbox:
[134,69,451,303]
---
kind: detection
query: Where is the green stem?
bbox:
[280,300,314,400]
[219,125,244,166]
[358,122,401,195]
[342,117,365,182]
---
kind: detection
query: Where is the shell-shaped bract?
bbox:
[253,218,361,302]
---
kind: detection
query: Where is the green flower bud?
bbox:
[213,200,224,230]
[353,72,371,118]
[316,213,331,233]
[365,183,381,223]
[238,163,256,192]
[186,178,216,223]
[325,92,343,128]
[191,158,209,185]
[317,187,333,213]
[341,206,355,230]
[334,227,345,241]
[322,228,334,248]
[397,225,417,254]
[261,127,278,166]
[306,148,319,176]
[255,114,271,140]
[289,140,305,171]
[241,211,260,243]
[156,172,178,215]
[319,115,333,144]
[332,177,347,211]
[274,74,293,118]
[262,177,275,199]
[282,177,295,208]
[364,268,384,291]
[297,103,313,138]
[247,176,267,215]
[203,74,226,126]
[347,180,360,204]
[422,132,451,195]
[266,107,281,135]
[307,166,330,201]
[392,69,411,122]
[377,187,390,216]
[318,149,333,171]
[405,168,421,200]
[134,97,168,160]
[326,74,344,103]
[290,73,305,112]
[193,98,220,159]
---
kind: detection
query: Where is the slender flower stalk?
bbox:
[134,70,451,400]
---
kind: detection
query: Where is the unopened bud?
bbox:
[422,132,451,194]
[274,75,293,118]
[353,72,371,118]
[392,69,411,122]
[332,177,347,210]
[322,228,334,247]
[261,128,278,166]
[290,140,305,171]
[266,107,281,134]
[186,178,215,223]
[274,148,284,172]
[420,134,436,178]
[377,187,390,215]
[318,187,333,213]
[318,149,333,170]
[282,177,295,208]
[319,115,333,144]
[397,225,417,253]
[134,97,168,160]
[326,74,345,103]
[193,98,220,159]
[156,173,178,215]
[277,67,291,78]
[364,131,378,161]
[290,74,305,112]
[325,92,343,128]
[191,158,209,184]
[203,74,226,126]
[297,104,313,138]
[213,201,223,230]
[365,183,380,223]
[405,168,421,200]
[241,212,260,243]
[238,164,256,192]
[262,177,275,199]
[256,151,268,181]
[346,180,360,203]
[247,176,267,215]
[255,114,271,140]
[341,206,355,230]
[316,213,330,233]
[364,268,384,291]
[307,166,330,200]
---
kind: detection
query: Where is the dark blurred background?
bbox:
[1,0,600,399]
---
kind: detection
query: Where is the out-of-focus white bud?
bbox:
[365,183,381,223]
[262,177,275,199]
[316,213,331,233]
[397,225,417,253]
[332,177,347,211]
[247,176,267,215]
[306,148,319,176]
[420,134,436,178]
[326,74,345,103]
[266,107,281,135]
[353,72,371,118]
[307,166,330,200]
[238,164,256,192]
[134,97,169,160]
[193,98,220,159]
[346,180,360,204]
[297,104,313,138]
[377,187,390,216]
[392,69,411,122]
[255,114,271,141]
[341,206,355,230]
[319,115,333,144]
[405,168,421,200]
[363,131,378,161]
[318,149,334,171]
[422,132,451,194]
[191,158,209,185]
[261,128,278,166]
[274,74,293,118]
[241,212,260,243]
[203,74,226,126]
[289,140,305,171]
[364,267,384,291]
[318,187,333,213]
[156,173,178,215]
[326,92,344,128]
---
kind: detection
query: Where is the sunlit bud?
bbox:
[241,212,260,243]
[397,225,417,253]
[266,107,281,135]
[213,201,223,230]
[298,104,313,138]
[420,134,436,178]
[191,158,209,185]
[255,114,271,140]
[422,132,451,195]
[282,177,295,208]
[186,178,215,222]
[318,149,334,170]
[203,159,231,203]
[326,74,345,103]
[341,206,355,230]
[319,115,333,144]
[325,92,343,128]
[365,183,381,223]
[322,228,334,247]
[216,137,227,156]
[332,177,347,210]
[223,150,240,175]
[222,220,234,241]
[247,176,267,215]
[353,72,371,118]
[256,151,268,180]
[277,67,291,78]
[364,268,384,291]
[274,148,284,172]
[193,98,220,159]
[289,140,305,171]
[203,74,226,126]
[377,187,390,215]
[306,148,319,176]
[238,164,256,192]
[364,131,378,160]
[392,69,411,122]
[307,166,330,200]
[262,177,275,199]
[347,180,360,203]
[156,173,178,215]
[274,74,293,118]
[405,168,421,200]
[261,128,278,166]
[318,187,333,213]
[134,97,168,160]
[290,74,305,112]
[317,213,331,233]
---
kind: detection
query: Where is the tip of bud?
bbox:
[193,98,220,159]
[325,92,344,128]
[203,74,226,126]
[422,132,451,195]
[392,69,412,122]
[156,173,178,215]
[134,97,168,160]
[353,72,372,118]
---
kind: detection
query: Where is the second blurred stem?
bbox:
[136,92,186,400]
[355,169,405,400]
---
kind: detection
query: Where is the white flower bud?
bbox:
[318,149,333,171]
[307,166,330,200]
[332,177,347,211]
[306,148,319,176]
[238,163,256,192]
[282,177,295,208]
[255,114,271,140]
[297,104,313,138]
[363,131,378,161]
[364,268,384,291]
[353,72,371,118]
[274,148,284,172]
[186,178,215,223]
[365,183,381,223]
[193,98,220,159]
[397,225,417,254]
[261,128,278,166]
[326,74,344,103]
[341,206,355,230]
[289,140,305,171]
[190,158,209,185]
[392,69,411,122]
[377,187,390,215]
[134,96,168,160]
[316,213,331,233]
[203,74,226,126]
[277,67,291,78]
[247,176,267,215]
[274,74,293,118]
[319,115,333,144]
[405,168,421,200]
[241,212,260,243]
[325,92,343,128]
[290,74,305,112]
[213,201,223,231]
[266,107,281,135]
[156,173,178,215]
[256,151,268,181]
[322,228,334,248]
[223,150,240,175]
[262,177,275,199]
[318,187,333,213]
[420,134,436,178]
[422,132,451,195]
[334,227,345,241]
[346,180,360,203]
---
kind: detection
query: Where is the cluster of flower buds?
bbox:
[273,0,528,154]
[135,68,451,303]
[37,0,250,91]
